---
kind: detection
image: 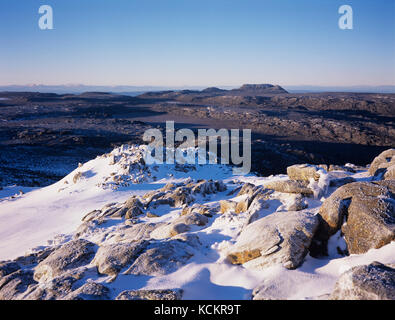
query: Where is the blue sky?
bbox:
[0,0,394,86]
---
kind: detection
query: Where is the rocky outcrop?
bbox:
[115,289,183,300]
[331,262,395,300]
[368,149,395,177]
[264,179,313,195]
[92,241,147,277]
[287,164,323,182]
[316,181,395,254]
[124,240,194,276]
[227,211,319,270]
[33,239,96,282]
[0,269,36,300]
[65,282,110,300]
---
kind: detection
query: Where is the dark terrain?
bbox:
[0,84,394,186]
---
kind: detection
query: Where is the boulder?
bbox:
[227,211,319,270]
[219,200,237,214]
[92,240,148,277]
[368,149,395,177]
[34,239,96,282]
[0,261,20,277]
[287,164,322,181]
[115,289,183,300]
[175,212,209,227]
[331,262,395,300]
[124,240,194,276]
[384,164,395,180]
[317,181,395,254]
[263,179,313,196]
[24,269,85,300]
[65,282,110,300]
[0,270,36,300]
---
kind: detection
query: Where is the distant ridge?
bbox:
[0,84,394,94]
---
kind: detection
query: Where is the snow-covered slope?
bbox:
[0,144,394,300]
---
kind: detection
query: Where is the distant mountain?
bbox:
[233,84,288,94]
[284,85,395,94]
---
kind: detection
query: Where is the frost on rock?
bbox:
[227,211,319,270]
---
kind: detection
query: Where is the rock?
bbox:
[34,239,96,282]
[92,241,148,277]
[219,200,237,214]
[264,179,313,196]
[82,210,101,222]
[0,270,36,300]
[384,164,395,180]
[175,211,209,226]
[124,240,194,276]
[368,149,395,177]
[331,262,395,300]
[181,204,217,217]
[286,195,308,211]
[169,188,194,207]
[317,181,395,254]
[329,177,356,188]
[169,223,191,237]
[287,164,322,182]
[14,247,56,266]
[227,211,319,270]
[115,289,183,300]
[146,212,159,218]
[190,180,226,195]
[113,223,158,242]
[237,183,258,197]
[0,261,20,277]
[124,200,144,219]
[73,172,83,184]
[24,269,85,300]
[328,165,356,173]
[65,282,110,300]
[235,197,252,213]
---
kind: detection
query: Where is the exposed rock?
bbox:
[227,211,319,270]
[124,240,194,276]
[328,165,356,173]
[34,239,96,282]
[181,203,218,217]
[331,262,395,300]
[189,180,226,195]
[286,195,308,212]
[237,183,258,197]
[175,211,209,227]
[368,149,395,177]
[113,223,158,242]
[23,269,85,300]
[14,247,56,266]
[65,282,110,300]
[219,200,238,214]
[92,240,148,277]
[384,164,395,180]
[264,179,313,195]
[235,197,252,214]
[287,164,322,182]
[169,223,191,237]
[115,289,183,300]
[0,270,36,300]
[317,181,395,254]
[0,261,21,277]
[329,176,356,188]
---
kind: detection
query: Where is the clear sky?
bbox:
[0,0,394,87]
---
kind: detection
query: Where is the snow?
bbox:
[0,144,394,300]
